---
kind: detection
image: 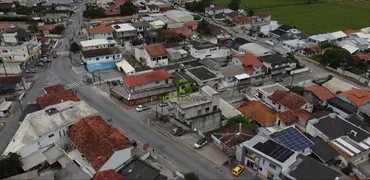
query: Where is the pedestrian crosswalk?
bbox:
[64,81,85,90]
[56,51,70,56]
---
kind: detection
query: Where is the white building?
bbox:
[81,47,124,72]
[80,39,118,51]
[116,60,135,76]
[189,42,230,59]
[0,96,12,117]
[282,39,307,52]
[134,43,168,68]
[149,20,166,29]
[238,43,274,57]
[86,23,114,40]
[3,101,98,158]
[0,28,41,62]
[165,10,193,23]
[111,23,137,42]
[218,66,246,88]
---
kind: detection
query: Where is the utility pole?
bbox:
[156,104,158,118]
[98,69,101,85]
[17,97,23,113]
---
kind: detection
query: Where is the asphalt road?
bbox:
[51,2,232,179]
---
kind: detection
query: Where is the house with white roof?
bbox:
[116,60,135,75]
[111,23,137,42]
[308,33,335,44]
[238,43,274,57]
[331,31,347,41]
[282,39,307,52]
[79,39,118,51]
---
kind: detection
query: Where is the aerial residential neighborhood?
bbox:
[1,0,370,179]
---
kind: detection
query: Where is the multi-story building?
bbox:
[80,39,118,51]
[0,28,41,63]
[112,23,137,42]
[134,43,168,68]
[81,47,124,72]
[189,41,230,59]
[232,53,268,84]
[86,23,114,40]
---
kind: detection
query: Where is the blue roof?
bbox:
[270,127,314,151]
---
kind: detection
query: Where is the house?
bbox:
[257,13,271,23]
[111,70,175,105]
[184,20,198,30]
[67,116,133,176]
[306,113,370,174]
[42,14,64,23]
[3,101,98,159]
[87,23,114,40]
[270,127,314,155]
[303,85,335,106]
[231,16,257,30]
[38,24,55,34]
[295,109,315,130]
[226,11,238,20]
[258,55,295,76]
[134,43,168,68]
[270,25,300,39]
[171,71,197,88]
[218,65,246,88]
[94,169,123,180]
[165,10,193,23]
[339,37,369,53]
[116,60,135,76]
[327,97,357,118]
[354,52,370,62]
[308,33,336,44]
[267,90,313,113]
[111,23,137,42]
[331,31,347,41]
[276,110,299,128]
[310,137,340,164]
[171,26,193,37]
[322,77,359,94]
[189,41,231,59]
[0,28,41,63]
[337,89,370,107]
[0,24,16,32]
[80,39,118,51]
[0,75,25,92]
[238,43,274,57]
[159,4,174,12]
[184,66,223,89]
[358,104,370,125]
[147,4,160,13]
[0,2,15,15]
[232,54,267,84]
[282,39,307,52]
[235,134,299,179]
[174,85,221,132]
[0,96,12,117]
[282,155,342,180]
[116,156,168,180]
[255,83,289,101]
[298,46,322,57]
[81,47,123,72]
[204,5,224,16]
[43,84,65,94]
[132,21,151,36]
[238,101,277,127]
[37,89,79,108]
[212,123,257,156]
[166,48,189,61]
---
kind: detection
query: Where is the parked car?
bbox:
[36,62,45,67]
[274,78,283,82]
[194,138,208,149]
[159,101,169,107]
[172,127,183,136]
[232,165,245,177]
[26,69,36,73]
[135,105,150,112]
[254,82,264,87]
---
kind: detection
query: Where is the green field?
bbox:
[214,0,370,34]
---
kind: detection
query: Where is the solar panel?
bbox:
[270,127,314,151]
[254,140,295,163]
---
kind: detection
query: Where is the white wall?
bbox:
[83,53,123,64]
[143,49,168,68]
[88,33,113,40]
[130,78,173,92]
[3,33,18,43]
[328,104,350,118]
[100,147,132,171]
[190,46,230,59]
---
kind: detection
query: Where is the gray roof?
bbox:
[118,157,165,180]
[54,162,90,180]
[218,66,245,77]
[187,66,218,81]
[171,71,196,84]
[191,41,219,50]
[258,55,291,66]
[328,97,357,114]
[346,114,369,131]
[201,58,225,69]
[359,103,370,116]
[311,137,340,163]
[132,21,150,28]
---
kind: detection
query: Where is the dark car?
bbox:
[53,54,57,58]
[254,82,264,87]
[159,101,169,107]
[274,78,283,82]
[172,127,183,136]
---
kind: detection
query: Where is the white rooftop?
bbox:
[111,23,136,32]
[322,77,358,94]
[331,31,347,39]
[165,10,191,18]
[234,73,250,80]
[341,44,359,54]
[116,60,134,74]
[3,101,98,155]
[80,39,117,47]
[283,39,307,47]
[309,33,335,42]
[239,43,274,56]
[201,85,218,96]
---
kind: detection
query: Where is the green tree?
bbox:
[185,0,210,13]
[120,2,137,16]
[0,152,24,179]
[227,115,258,130]
[196,20,211,35]
[28,24,38,33]
[228,0,240,11]
[70,42,81,53]
[248,10,255,16]
[289,86,304,95]
[83,6,106,19]
[184,172,199,180]
[49,24,65,35]
[192,14,201,20]
[321,48,351,68]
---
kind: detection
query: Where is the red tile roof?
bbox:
[159,4,174,12]
[122,69,172,87]
[94,170,123,180]
[144,43,168,57]
[304,85,335,101]
[238,101,277,126]
[44,84,65,94]
[237,54,266,72]
[87,23,114,35]
[226,11,238,18]
[354,53,370,61]
[171,26,193,37]
[0,76,22,85]
[38,24,55,31]
[67,116,132,171]
[344,29,361,35]
[269,90,308,111]
[278,110,298,126]
[295,109,314,121]
[37,90,79,108]
[0,24,15,30]
[184,20,198,27]
[115,0,126,5]
[232,16,256,24]
[338,89,370,107]
[257,13,270,18]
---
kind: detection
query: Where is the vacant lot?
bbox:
[255,3,370,34]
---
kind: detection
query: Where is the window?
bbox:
[205,107,209,112]
[262,159,265,165]
[106,56,109,59]
[269,163,277,170]
[156,81,159,84]
[163,56,167,59]
[96,57,100,60]
[59,131,62,137]
[2,50,7,53]
[213,105,217,111]
[165,79,168,84]
[197,109,202,115]
[48,134,54,138]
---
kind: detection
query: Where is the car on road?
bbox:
[135,105,150,112]
[36,62,45,67]
[26,69,36,73]
[232,165,245,177]
[274,78,283,82]
[254,82,264,87]
[159,101,169,107]
[194,138,208,149]
[172,127,183,136]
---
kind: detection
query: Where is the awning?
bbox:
[21,150,47,171]
[116,60,134,74]
[341,44,359,54]
[0,101,12,111]
[234,73,250,80]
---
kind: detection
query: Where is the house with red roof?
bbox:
[38,24,56,34]
[267,90,313,113]
[205,4,224,16]
[184,20,198,30]
[134,43,168,68]
[37,89,80,108]
[232,53,268,84]
[171,26,193,37]
[87,23,114,40]
[67,116,133,175]
[231,16,257,30]
[111,69,175,105]
[337,89,370,107]
[303,85,335,106]
[257,13,271,23]
[94,170,123,180]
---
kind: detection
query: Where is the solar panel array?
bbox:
[270,127,314,151]
[254,140,295,163]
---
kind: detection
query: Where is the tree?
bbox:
[227,115,258,130]
[49,24,65,35]
[0,152,23,179]
[228,0,240,11]
[83,6,106,19]
[192,14,201,20]
[289,86,304,95]
[196,20,211,35]
[120,2,137,16]
[185,0,210,13]
[28,24,38,33]
[184,172,199,180]
[70,42,81,53]
[248,10,255,16]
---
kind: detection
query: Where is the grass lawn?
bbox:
[214,0,308,8]
[255,3,370,34]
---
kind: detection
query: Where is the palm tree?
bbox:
[0,58,8,77]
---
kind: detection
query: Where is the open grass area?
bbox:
[255,3,370,34]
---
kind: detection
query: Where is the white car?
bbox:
[135,105,149,112]
[194,138,208,149]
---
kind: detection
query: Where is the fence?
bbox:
[337,68,370,86]
[289,67,309,75]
